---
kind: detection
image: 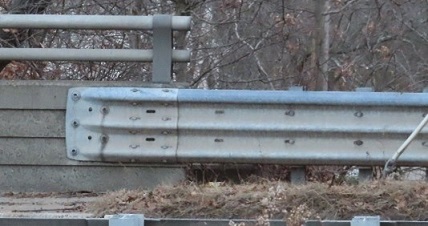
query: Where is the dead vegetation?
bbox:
[88,180,428,223]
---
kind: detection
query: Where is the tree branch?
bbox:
[0,0,52,72]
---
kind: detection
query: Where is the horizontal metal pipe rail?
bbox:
[65,87,428,166]
[0,49,190,62]
[0,15,191,30]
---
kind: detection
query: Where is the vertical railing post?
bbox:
[153,15,173,83]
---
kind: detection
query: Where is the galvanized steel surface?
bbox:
[153,15,173,83]
[0,15,190,83]
[178,89,428,106]
[351,216,380,226]
[0,49,190,62]
[306,220,428,226]
[0,80,188,110]
[0,218,427,226]
[66,87,428,166]
[0,15,191,30]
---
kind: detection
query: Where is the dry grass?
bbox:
[87,180,428,223]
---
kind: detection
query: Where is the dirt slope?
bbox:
[88,180,428,224]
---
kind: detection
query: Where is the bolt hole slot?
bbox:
[354,111,364,117]
[146,110,156,114]
[285,110,295,116]
[284,139,295,144]
[354,140,364,146]
[88,107,93,112]
[146,137,156,142]
[88,136,92,140]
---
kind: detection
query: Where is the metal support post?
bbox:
[109,214,144,226]
[290,167,306,184]
[153,15,173,83]
[351,216,380,226]
[358,167,373,182]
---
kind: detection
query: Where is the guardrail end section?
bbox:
[108,214,145,226]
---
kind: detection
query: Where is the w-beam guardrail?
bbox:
[66,87,428,167]
[0,215,425,226]
[0,14,191,83]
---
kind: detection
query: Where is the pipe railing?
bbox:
[0,14,191,83]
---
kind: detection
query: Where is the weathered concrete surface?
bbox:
[0,110,64,137]
[0,80,186,192]
[0,165,185,192]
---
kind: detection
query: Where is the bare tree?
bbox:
[1,0,428,93]
[0,0,51,71]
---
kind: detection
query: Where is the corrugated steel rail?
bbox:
[1,216,427,226]
[66,87,428,166]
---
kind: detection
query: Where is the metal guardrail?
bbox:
[1,215,427,226]
[0,14,191,83]
[0,217,286,226]
[66,87,428,166]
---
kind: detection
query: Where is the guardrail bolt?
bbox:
[423,113,427,117]
[354,111,364,117]
[71,119,79,128]
[70,148,79,156]
[354,140,364,146]
[162,117,171,121]
[215,110,225,114]
[129,144,140,149]
[214,138,224,143]
[162,89,170,93]
[131,88,139,92]
[422,141,428,147]
[100,134,109,144]
[161,145,170,149]
[284,139,295,144]
[285,110,295,116]
[71,91,80,101]
[101,106,110,115]
[162,131,170,135]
